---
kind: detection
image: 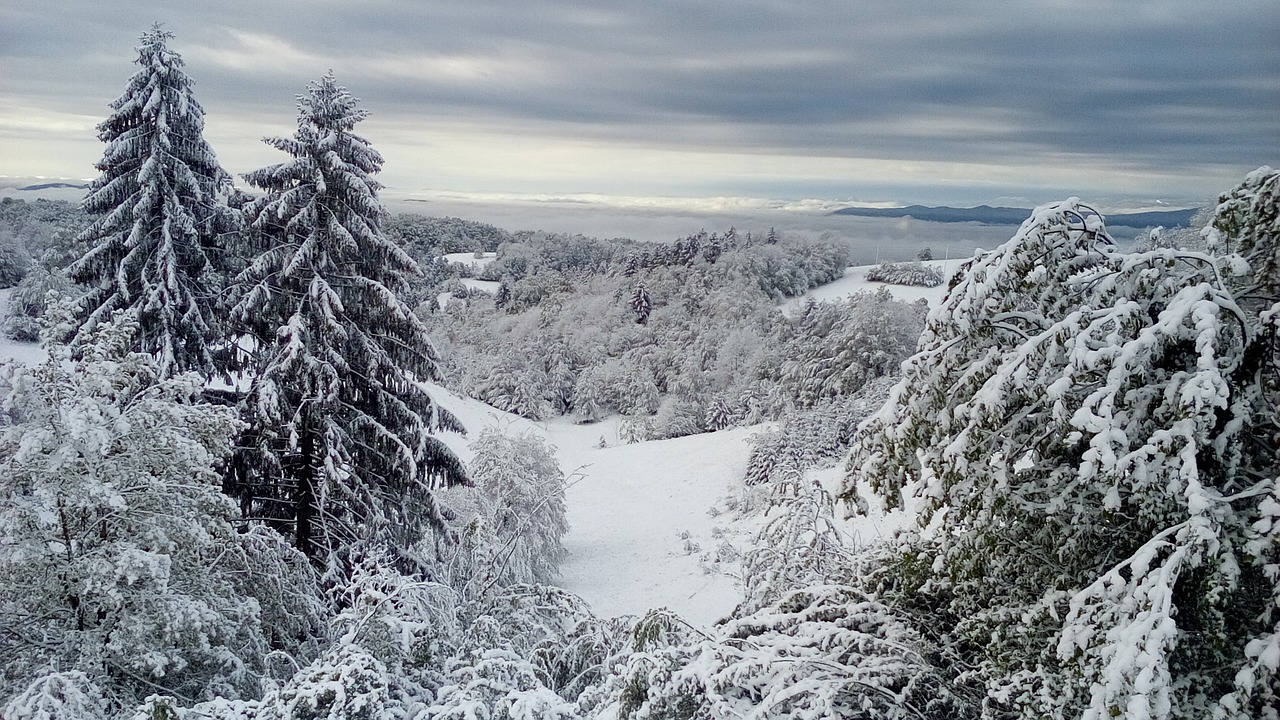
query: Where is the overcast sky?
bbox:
[2,1,1276,209]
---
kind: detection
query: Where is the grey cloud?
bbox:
[2,0,1276,202]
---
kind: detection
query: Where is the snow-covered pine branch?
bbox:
[843,181,1280,719]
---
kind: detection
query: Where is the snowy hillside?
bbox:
[419,382,758,626]
[0,285,911,631]
[419,377,917,626]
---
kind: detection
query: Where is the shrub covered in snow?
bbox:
[2,672,108,720]
[448,428,570,592]
[592,586,971,720]
[0,321,321,708]
[743,377,895,486]
[865,260,946,287]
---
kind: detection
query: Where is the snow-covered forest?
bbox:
[1,26,1278,720]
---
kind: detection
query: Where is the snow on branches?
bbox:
[64,25,239,378]
[0,324,318,708]
[227,73,466,569]
[843,184,1280,719]
[596,586,969,720]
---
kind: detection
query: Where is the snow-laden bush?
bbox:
[2,672,108,720]
[0,320,319,708]
[594,586,970,720]
[327,550,462,686]
[738,464,857,614]
[424,648,579,720]
[1,264,69,342]
[422,585,631,718]
[638,397,705,441]
[864,260,945,287]
[439,428,569,599]
[255,646,406,720]
[462,585,632,702]
[743,377,894,486]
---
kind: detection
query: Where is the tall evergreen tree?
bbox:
[63,25,238,378]
[630,279,652,324]
[226,74,467,568]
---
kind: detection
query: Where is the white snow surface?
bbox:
[460,278,500,294]
[427,382,916,627]
[426,385,759,626]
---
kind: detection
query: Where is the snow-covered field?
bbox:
[442,251,497,270]
[460,278,500,294]
[0,262,934,630]
[783,257,968,312]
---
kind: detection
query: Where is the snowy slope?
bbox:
[0,272,920,630]
[425,383,759,627]
[0,289,47,365]
[426,380,918,627]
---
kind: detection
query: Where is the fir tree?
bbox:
[226,74,467,569]
[63,25,238,378]
[493,276,512,310]
[703,394,734,431]
[630,279,652,324]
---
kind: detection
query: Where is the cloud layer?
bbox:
[2,0,1276,206]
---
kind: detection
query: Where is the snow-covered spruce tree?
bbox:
[630,279,651,324]
[843,190,1280,719]
[0,319,321,709]
[226,74,467,570]
[62,25,238,378]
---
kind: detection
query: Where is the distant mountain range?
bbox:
[18,182,89,191]
[831,204,1198,229]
